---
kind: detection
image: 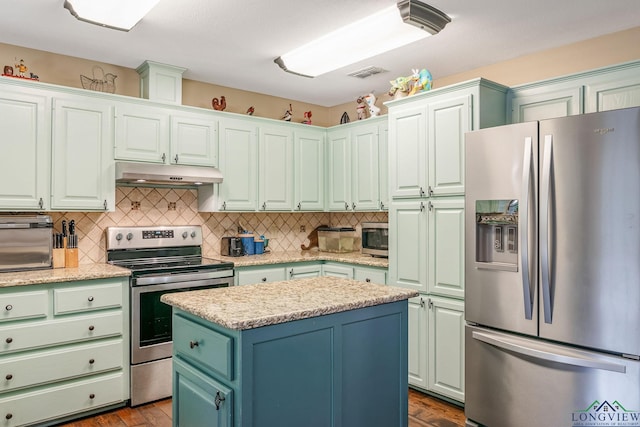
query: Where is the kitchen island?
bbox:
[161,277,417,427]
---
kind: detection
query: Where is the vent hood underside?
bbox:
[115,162,223,186]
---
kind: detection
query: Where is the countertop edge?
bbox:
[0,264,131,288]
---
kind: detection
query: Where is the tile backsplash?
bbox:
[48,187,388,264]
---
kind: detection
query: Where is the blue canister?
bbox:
[254,238,264,255]
[239,233,255,255]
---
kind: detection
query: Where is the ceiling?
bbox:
[1,0,639,107]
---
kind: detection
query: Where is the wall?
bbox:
[48,187,388,265]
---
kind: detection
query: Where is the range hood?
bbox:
[115,161,223,186]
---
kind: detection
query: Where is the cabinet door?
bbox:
[378,122,389,210]
[236,266,286,285]
[428,296,465,402]
[114,103,169,163]
[294,129,324,211]
[389,201,428,293]
[351,123,380,211]
[586,76,640,112]
[389,104,427,199]
[51,97,114,211]
[326,129,351,211]
[259,126,293,211]
[353,266,386,285]
[288,264,322,279]
[0,89,49,210]
[173,359,232,427]
[171,114,218,167]
[511,87,583,122]
[428,198,465,298]
[218,118,257,211]
[408,295,428,389]
[321,263,353,279]
[428,95,470,196]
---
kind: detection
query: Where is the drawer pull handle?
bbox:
[365,278,371,282]
[214,391,225,410]
[5,338,12,344]
[189,340,199,349]
[89,393,95,399]
[5,413,12,420]
[88,296,94,302]
[261,277,267,282]
[88,325,95,331]
[5,374,12,381]
[89,359,95,365]
[4,305,12,311]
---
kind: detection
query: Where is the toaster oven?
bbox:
[361,222,388,257]
[0,215,53,272]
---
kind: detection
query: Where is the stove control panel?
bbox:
[106,226,202,250]
[143,230,174,239]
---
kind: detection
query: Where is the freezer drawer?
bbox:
[465,325,640,427]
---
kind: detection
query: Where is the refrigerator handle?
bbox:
[540,135,553,324]
[472,331,626,373]
[520,137,534,320]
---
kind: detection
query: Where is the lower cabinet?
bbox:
[287,263,322,279]
[0,278,129,426]
[321,262,354,279]
[408,294,465,403]
[236,261,387,285]
[236,266,286,285]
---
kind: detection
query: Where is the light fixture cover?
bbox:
[64,0,160,31]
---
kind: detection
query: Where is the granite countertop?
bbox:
[0,264,131,288]
[220,250,388,268]
[161,276,417,331]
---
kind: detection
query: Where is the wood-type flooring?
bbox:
[58,388,465,427]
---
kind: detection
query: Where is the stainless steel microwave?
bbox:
[361,222,388,257]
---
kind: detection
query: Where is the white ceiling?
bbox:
[1,0,639,107]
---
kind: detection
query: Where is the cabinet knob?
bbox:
[352,203,356,210]
[261,202,266,210]
[189,340,199,349]
[419,298,425,308]
[297,202,301,210]
[174,154,179,163]
[365,278,371,283]
[4,305,12,311]
[88,325,95,331]
[5,413,12,420]
[5,337,12,344]
[5,374,12,381]
[344,202,349,211]
[261,277,267,282]
[87,296,94,302]
[214,391,226,410]
[89,359,95,365]
[89,393,95,400]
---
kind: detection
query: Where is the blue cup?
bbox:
[239,233,255,255]
[254,238,264,255]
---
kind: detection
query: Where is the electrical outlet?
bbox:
[131,201,140,210]
[300,225,306,232]
[168,202,177,211]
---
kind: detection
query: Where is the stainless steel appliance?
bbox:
[361,222,389,257]
[106,225,234,406]
[464,107,640,427]
[221,236,243,257]
[0,215,52,272]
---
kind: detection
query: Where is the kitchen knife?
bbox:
[61,220,67,237]
[69,220,75,236]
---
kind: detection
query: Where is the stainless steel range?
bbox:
[106,225,234,406]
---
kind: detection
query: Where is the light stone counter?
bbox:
[0,264,131,288]
[161,276,417,330]
[220,250,388,268]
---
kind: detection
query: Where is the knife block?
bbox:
[65,248,78,268]
[52,248,66,269]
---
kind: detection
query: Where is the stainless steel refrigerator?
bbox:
[464,107,640,427]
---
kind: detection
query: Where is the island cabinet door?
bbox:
[173,358,232,427]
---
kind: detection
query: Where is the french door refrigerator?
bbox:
[464,107,640,427]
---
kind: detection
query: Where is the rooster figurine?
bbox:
[246,106,255,115]
[212,96,227,111]
[282,103,293,121]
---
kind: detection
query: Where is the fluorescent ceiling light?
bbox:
[275,0,450,78]
[64,0,160,31]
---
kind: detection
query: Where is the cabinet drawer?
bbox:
[54,280,123,315]
[354,267,387,285]
[0,339,123,393]
[174,315,234,381]
[0,312,122,354]
[237,267,286,285]
[0,290,48,323]
[0,372,124,426]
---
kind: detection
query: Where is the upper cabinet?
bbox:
[388,79,508,199]
[0,86,50,211]
[258,124,293,211]
[51,95,115,211]
[114,102,218,167]
[509,85,583,123]
[585,65,640,113]
[294,128,325,211]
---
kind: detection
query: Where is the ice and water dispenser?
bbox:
[475,199,518,271]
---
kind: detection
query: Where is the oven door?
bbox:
[131,269,233,365]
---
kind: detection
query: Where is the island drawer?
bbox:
[0,339,123,393]
[54,280,123,315]
[0,290,48,323]
[174,315,234,381]
[0,312,122,354]
[0,372,124,427]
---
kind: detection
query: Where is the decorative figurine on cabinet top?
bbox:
[246,106,255,115]
[3,58,39,81]
[356,96,367,120]
[302,110,312,124]
[408,68,432,95]
[340,112,350,124]
[282,103,293,121]
[80,66,116,93]
[2,65,13,76]
[363,93,380,117]
[388,75,411,99]
[212,96,227,111]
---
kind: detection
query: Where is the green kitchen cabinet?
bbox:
[585,65,640,112]
[288,263,323,279]
[428,198,465,299]
[170,112,218,167]
[388,103,427,199]
[378,121,389,210]
[350,122,381,211]
[114,102,170,164]
[389,200,428,293]
[294,129,325,211]
[0,86,50,211]
[236,265,286,286]
[408,296,428,390]
[217,118,258,211]
[510,85,583,123]
[258,125,293,211]
[353,265,387,285]
[321,262,354,279]
[51,95,115,211]
[326,127,351,211]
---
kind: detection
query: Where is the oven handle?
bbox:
[133,269,234,286]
